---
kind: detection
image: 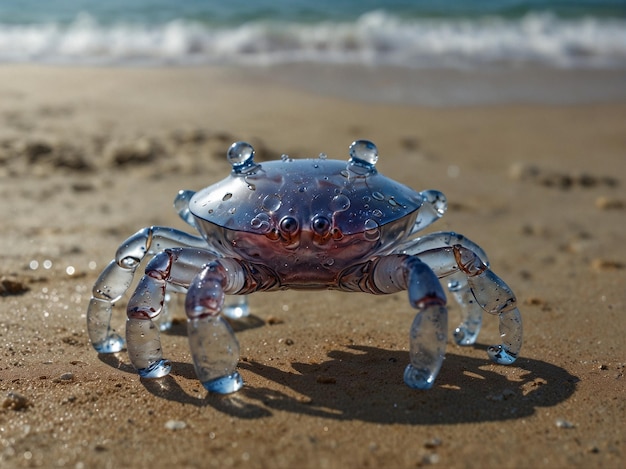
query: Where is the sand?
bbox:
[0,64,624,468]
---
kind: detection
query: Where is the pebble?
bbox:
[595,196,624,210]
[53,372,75,383]
[2,391,32,411]
[164,420,187,431]
[424,438,442,449]
[0,276,29,296]
[419,453,440,465]
[591,259,625,271]
[555,418,575,429]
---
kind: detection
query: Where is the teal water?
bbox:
[0,0,624,67]
[1,0,624,24]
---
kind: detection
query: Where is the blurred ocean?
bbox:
[0,0,624,69]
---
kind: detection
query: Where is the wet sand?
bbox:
[0,65,624,468]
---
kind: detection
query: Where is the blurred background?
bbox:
[1,0,624,69]
[2,0,624,106]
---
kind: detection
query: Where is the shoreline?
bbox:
[2,62,626,108]
[244,63,626,107]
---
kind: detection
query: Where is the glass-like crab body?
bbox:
[87,140,522,394]
[189,153,423,287]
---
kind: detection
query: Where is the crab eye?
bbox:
[227,141,255,172]
[279,216,299,235]
[311,215,331,235]
[349,140,378,168]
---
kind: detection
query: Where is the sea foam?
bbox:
[0,11,624,68]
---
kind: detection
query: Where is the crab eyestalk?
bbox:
[227,141,258,174]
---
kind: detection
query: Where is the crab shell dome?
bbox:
[189,143,423,245]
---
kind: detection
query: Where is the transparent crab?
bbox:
[87,140,522,393]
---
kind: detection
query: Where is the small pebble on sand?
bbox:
[2,392,33,411]
[555,418,575,429]
[165,420,187,431]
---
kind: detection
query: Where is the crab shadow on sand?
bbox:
[101,333,578,425]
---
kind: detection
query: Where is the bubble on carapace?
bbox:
[262,194,282,212]
[330,194,351,212]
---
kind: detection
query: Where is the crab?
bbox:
[87,140,522,393]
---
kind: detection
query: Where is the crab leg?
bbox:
[124,248,218,378]
[402,258,449,390]
[184,259,251,393]
[446,272,484,345]
[339,256,448,389]
[87,226,206,353]
[405,239,522,365]
[396,232,491,345]
[114,245,251,393]
[397,231,490,265]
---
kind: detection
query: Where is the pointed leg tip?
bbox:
[137,359,172,378]
[403,364,436,390]
[487,345,518,365]
[202,372,244,394]
[92,334,125,354]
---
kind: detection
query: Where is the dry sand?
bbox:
[0,65,624,468]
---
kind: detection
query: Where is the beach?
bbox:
[0,64,625,468]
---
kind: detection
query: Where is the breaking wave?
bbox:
[1,10,625,68]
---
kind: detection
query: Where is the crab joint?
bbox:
[453,244,488,276]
